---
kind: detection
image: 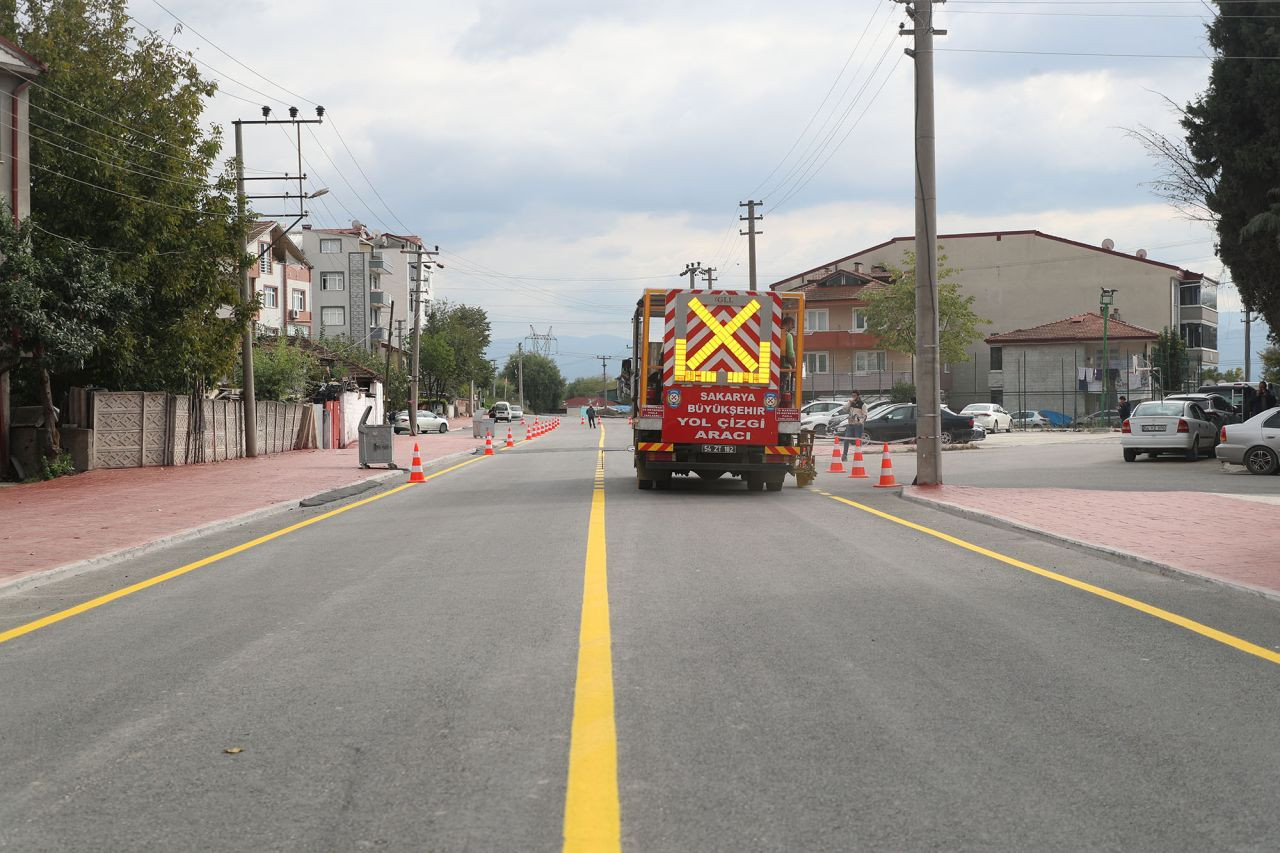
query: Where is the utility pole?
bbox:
[597,355,611,405]
[395,318,407,352]
[739,200,763,291]
[1244,309,1252,381]
[383,299,395,416]
[402,243,441,435]
[525,326,558,357]
[683,262,702,289]
[900,0,946,486]
[233,104,325,457]
[516,343,525,410]
[702,266,717,287]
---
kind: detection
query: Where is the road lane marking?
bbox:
[563,424,621,853]
[818,491,1280,667]
[0,456,487,649]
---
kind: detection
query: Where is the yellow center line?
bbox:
[0,455,488,648]
[819,491,1280,667]
[563,423,621,853]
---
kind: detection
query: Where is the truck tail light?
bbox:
[1177,418,1189,434]
[646,451,674,461]
[1121,419,1131,434]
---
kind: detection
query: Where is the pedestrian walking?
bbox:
[841,391,867,461]
[586,404,597,428]
[1246,381,1277,419]
[1117,395,1131,421]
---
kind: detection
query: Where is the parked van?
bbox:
[488,401,513,422]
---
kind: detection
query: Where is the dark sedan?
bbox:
[863,404,978,445]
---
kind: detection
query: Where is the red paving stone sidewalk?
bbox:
[0,420,488,588]
[906,485,1280,598]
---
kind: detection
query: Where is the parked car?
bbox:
[509,404,524,422]
[961,403,1012,433]
[488,401,513,422]
[863,403,979,445]
[393,410,450,434]
[801,403,845,436]
[1120,399,1218,462]
[1010,410,1051,430]
[801,399,845,418]
[1215,406,1280,474]
[1198,382,1258,417]
[1165,393,1237,428]
[1073,410,1120,430]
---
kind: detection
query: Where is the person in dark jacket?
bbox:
[1245,381,1277,419]
[1117,396,1132,421]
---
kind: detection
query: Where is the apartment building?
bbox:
[247,221,311,337]
[772,230,1218,407]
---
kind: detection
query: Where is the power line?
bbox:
[937,47,1280,58]
[29,128,216,189]
[30,162,216,214]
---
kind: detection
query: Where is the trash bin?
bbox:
[473,415,497,438]
[357,405,397,469]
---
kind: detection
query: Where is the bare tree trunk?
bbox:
[36,360,61,459]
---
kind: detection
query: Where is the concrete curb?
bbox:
[0,447,475,599]
[899,490,1280,605]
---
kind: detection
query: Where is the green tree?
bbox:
[1151,327,1189,394]
[1183,4,1280,334]
[0,215,130,457]
[9,1,249,393]
[503,353,564,412]
[1201,366,1244,384]
[415,301,492,402]
[1261,345,1280,386]
[566,375,615,399]
[862,249,987,363]
[239,338,316,402]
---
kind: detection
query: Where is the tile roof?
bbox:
[985,312,1158,345]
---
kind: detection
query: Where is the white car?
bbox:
[961,403,1012,433]
[1120,399,1217,462]
[393,410,450,434]
[1010,410,1051,429]
[800,400,846,436]
[1215,406,1280,474]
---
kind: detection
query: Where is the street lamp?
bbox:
[1100,288,1118,421]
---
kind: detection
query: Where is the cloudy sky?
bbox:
[132,0,1239,373]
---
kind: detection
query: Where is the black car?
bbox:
[1166,393,1238,428]
[863,404,978,445]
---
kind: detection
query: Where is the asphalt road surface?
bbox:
[2,423,1279,852]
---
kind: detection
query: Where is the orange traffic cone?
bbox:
[524,421,533,441]
[873,443,898,488]
[409,443,426,483]
[484,431,494,456]
[827,435,844,473]
[581,415,585,425]
[505,426,514,448]
[848,439,867,478]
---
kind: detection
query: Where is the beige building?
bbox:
[771,230,1218,409]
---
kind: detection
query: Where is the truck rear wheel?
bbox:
[655,472,673,490]
[746,475,765,492]
[637,478,653,490]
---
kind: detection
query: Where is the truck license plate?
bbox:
[1141,424,1166,432]
[702,444,736,454]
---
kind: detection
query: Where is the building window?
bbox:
[291,290,306,311]
[321,306,345,327]
[320,272,345,291]
[258,243,272,275]
[288,324,310,339]
[261,286,278,308]
[854,351,885,374]
[805,351,829,374]
[852,310,868,332]
[371,308,382,327]
[1181,323,1217,350]
[319,238,342,254]
[805,309,829,332]
[990,346,1003,371]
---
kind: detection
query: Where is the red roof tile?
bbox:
[985,312,1158,345]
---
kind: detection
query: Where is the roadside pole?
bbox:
[901,0,946,485]
[234,120,257,458]
[740,199,762,292]
[403,243,440,436]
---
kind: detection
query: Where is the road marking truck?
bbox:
[626,288,808,491]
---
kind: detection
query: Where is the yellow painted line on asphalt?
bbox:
[0,455,487,649]
[563,423,621,853]
[819,491,1280,667]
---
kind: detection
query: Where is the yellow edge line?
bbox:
[819,491,1280,666]
[563,423,621,852]
[0,455,488,648]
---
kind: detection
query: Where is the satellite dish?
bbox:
[1136,249,1148,259]
[351,219,364,230]
[1102,238,1115,251]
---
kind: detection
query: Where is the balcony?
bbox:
[369,326,387,342]
[803,330,880,350]
[287,309,312,324]
[368,289,386,306]
[369,252,393,274]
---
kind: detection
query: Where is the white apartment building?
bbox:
[247,221,311,337]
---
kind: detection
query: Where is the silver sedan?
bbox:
[1120,399,1218,462]
[1216,407,1280,474]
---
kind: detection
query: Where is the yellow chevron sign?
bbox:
[675,297,771,384]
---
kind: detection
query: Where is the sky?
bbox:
[127,0,1259,378]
